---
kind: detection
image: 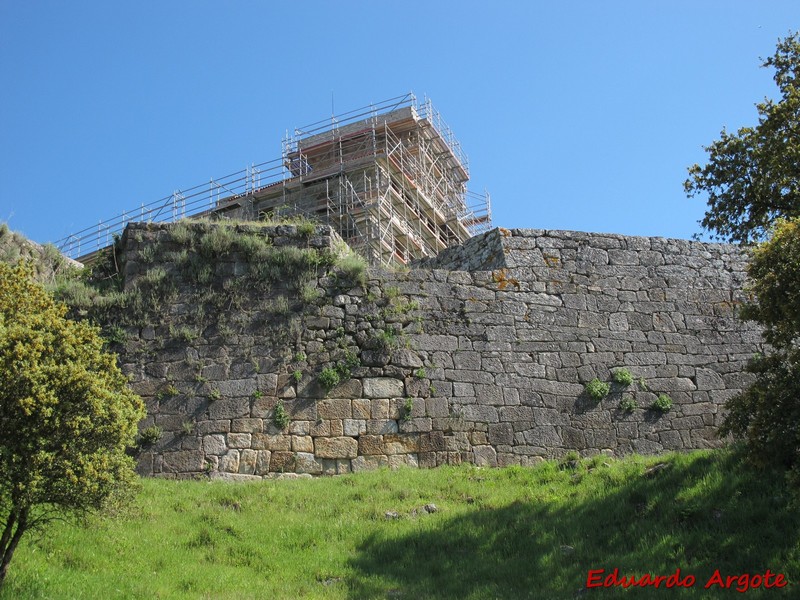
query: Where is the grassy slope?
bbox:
[1,449,798,599]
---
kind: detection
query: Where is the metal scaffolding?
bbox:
[219,92,492,266]
[57,93,492,266]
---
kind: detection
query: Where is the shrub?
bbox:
[103,325,128,345]
[402,398,414,422]
[651,394,673,412]
[585,378,610,401]
[619,396,637,413]
[169,221,195,245]
[199,224,236,257]
[336,253,367,289]
[318,367,341,393]
[612,368,634,386]
[273,399,289,430]
[139,425,163,446]
[300,283,322,303]
[296,220,317,237]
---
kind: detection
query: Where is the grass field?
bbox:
[1,448,798,599]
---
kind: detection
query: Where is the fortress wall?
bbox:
[117,223,760,479]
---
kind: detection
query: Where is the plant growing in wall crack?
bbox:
[612,368,634,386]
[273,399,290,430]
[402,397,414,422]
[318,367,341,393]
[139,425,163,447]
[619,396,637,413]
[651,394,673,412]
[585,378,610,401]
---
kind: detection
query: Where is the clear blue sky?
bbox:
[1,1,798,247]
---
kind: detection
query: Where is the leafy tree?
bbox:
[689,32,800,483]
[719,219,800,471]
[685,32,800,244]
[0,262,144,587]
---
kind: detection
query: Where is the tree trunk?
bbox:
[0,507,27,588]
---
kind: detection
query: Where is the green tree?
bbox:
[685,33,800,244]
[688,32,800,483]
[0,262,144,587]
[719,219,800,472]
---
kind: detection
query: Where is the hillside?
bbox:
[0,450,796,599]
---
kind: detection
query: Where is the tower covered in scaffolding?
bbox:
[57,93,491,266]
[215,93,492,266]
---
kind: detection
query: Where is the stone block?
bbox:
[363,377,405,398]
[239,449,257,474]
[315,436,359,459]
[384,433,419,454]
[695,368,725,390]
[318,399,352,419]
[219,450,240,473]
[203,434,227,455]
[425,397,449,418]
[255,450,271,475]
[270,451,296,473]
[367,419,399,435]
[488,422,514,445]
[310,420,331,436]
[284,398,318,420]
[295,452,323,475]
[351,455,389,472]
[343,419,367,436]
[399,418,432,433]
[288,421,311,436]
[370,399,390,419]
[291,435,314,453]
[463,405,499,423]
[207,398,250,420]
[418,431,446,453]
[352,399,371,419]
[473,445,497,467]
[231,418,263,433]
[227,433,251,449]
[250,396,278,418]
[215,378,257,398]
[251,432,290,451]
[161,450,205,473]
[359,435,384,455]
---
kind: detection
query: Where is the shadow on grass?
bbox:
[347,451,800,599]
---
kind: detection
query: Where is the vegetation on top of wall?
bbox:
[0,222,74,285]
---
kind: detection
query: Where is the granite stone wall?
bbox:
[115,222,761,479]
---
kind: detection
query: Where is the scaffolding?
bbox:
[57,93,492,266]
[213,93,491,266]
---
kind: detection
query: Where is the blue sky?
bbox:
[1,1,798,248]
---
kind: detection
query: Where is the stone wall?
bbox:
[115,222,761,479]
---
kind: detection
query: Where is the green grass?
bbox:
[2,449,799,599]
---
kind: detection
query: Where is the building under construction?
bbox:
[58,93,491,267]
[210,94,491,266]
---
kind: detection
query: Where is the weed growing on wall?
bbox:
[272,400,289,430]
[612,368,634,386]
[585,378,610,401]
[652,394,673,412]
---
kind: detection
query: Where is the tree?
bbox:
[718,219,800,470]
[685,33,800,244]
[687,32,800,482]
[0,262,144,587]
